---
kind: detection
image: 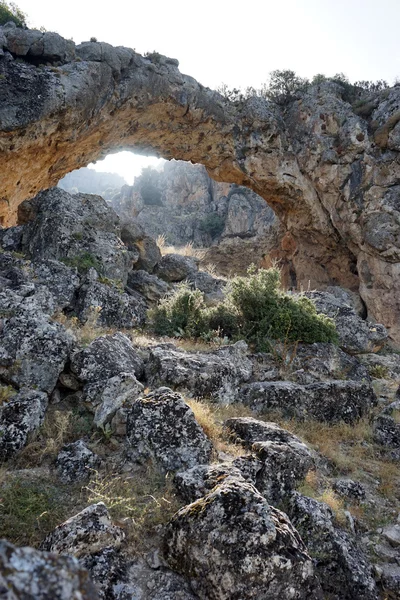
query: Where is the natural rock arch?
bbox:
[0,25,399,341]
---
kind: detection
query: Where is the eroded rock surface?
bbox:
[163,478,322,600]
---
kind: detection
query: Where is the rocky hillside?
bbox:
[0,23,399,343]
[0,188,399,599]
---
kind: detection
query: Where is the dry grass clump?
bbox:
[156,235,206,261]
[53,307,113,346]
[13,406,93,468]
[186,398,249,457]
[0,384,16,405]
[85,464,180,554]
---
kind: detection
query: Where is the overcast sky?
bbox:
[16,0,400,183]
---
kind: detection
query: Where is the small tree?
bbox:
[262,70,309,104]
[0,1,27,27]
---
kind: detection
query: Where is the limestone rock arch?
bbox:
[0,25,399,341]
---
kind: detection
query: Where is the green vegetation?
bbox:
[199,213,225,238]
[150,266,338,351]
[61,252,103,274]
[217,69,389,106]
[0,1,27,27]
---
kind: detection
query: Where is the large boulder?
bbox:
[31,259,81,311]
[373,400,400,458]
[120,221,162,273]
[126,269,170,303]
[0,388,48,460]
[0,309,74,393]
[154,253,198,282]
[145,341,252,403]
[240,380,376,423]
[55,440,101,484]
[126,387,213,472]
[20,188,135,285]
[75,273,147,328]
[0,539,99,600]
[83,372,143,428]
[288,492,378,600]
[41,502,125,558]
[224,416,305,447]
[163,478,322,599]
[305,291,387,354]
[71,333,144,383]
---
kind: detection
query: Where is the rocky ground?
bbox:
[0,188,399,599]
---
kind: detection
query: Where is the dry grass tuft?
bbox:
[156,235,206,261]
[186,399,248,457]
[53,307,113,346]
[85,465,180,554]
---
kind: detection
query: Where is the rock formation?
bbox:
[0,23,399,340]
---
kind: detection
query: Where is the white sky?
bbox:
[16,0,400,183]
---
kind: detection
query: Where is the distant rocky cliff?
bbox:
[110,161,277,275]
[0,22,399,342]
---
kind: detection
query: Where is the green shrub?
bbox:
[149,285,208,338]
[0,1,27,27]
[150,267,338,350]
[62,252,103,274]
[199,213,225,238]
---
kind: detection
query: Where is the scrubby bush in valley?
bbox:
[150,267,338,350]
[199,213,225,239]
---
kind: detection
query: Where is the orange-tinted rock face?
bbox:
[0,25,399,341]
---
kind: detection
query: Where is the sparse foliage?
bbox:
[0,1,27,27]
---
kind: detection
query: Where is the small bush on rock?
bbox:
[150,267,338,350]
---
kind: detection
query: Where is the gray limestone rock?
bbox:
[333,479,366,502]
[373,400,400,457]
[126,387,213,472]
[145,341,252,403]
[126,269,170,303]
[121,222,162,273]
[55,440,100,484]
[288,491,378,600]
[0,309,74,393]
[75,278,147,328]
[224,416,304,447]
[20,188,135,285]
[83,372,143,428]
[163,478,322,600]
[0,539,99,600]
[186,270,226,305]
[41,502,125,558]
[0,388,48,460]
[305,291,387,354]
[71,333,144,383]
[154,253,198,282]
[0,225,23,251]
[31,259,81,311]
[240,380,376,423]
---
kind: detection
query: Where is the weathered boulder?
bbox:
[0,539,99,600]
[145,341,252,402]
[19,188,135,285]
[0,224,23,251]
[83,372,143,428]
[4,26,75,63]
[186,270,226,305]
[0,309,74,392]
[154,253,198,282]
[240,380,376,423]
[373,400,400,458]
[75,275,147,328]
[126,387,213,472]
[126,269,170,303]
[31,259,81,311]
[82,549,198,600]
[71,333,144,383]
[55,440,101,483]
[251,440,315,504]
[163,478,322,599]
[41,502,124,557]
[305,291,388,354]
[288,492,378,600]
[224,416,305,447]
[0,388,48,460]
[121,222,161,273]
[174,458,262,504]
[333,478,366,502]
